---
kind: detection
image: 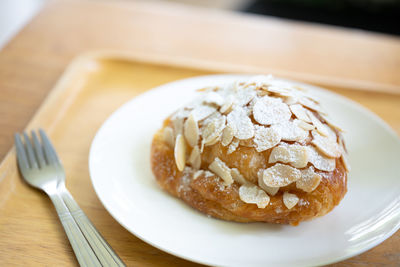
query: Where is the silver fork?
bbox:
[15,129,125,267]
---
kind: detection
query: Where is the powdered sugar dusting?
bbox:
[269,144,309,168]
[239,184,270,208]
[307,110,330,137]
[307,145,336,172]
[231,168,249,185]
[227,107,254,140]
[271,121,309,142]
[258,170,279,196]
[235,86,257,106]
[203,91,225,106]
[262,163,301,187]
[290,104,312,123]
[296,166,322,192]
[283,192,299,209]
[253,96,291,125]
[191,105,216,121]
[311,130,341,158]
[208,157,233,185]
[253,125,281,152]
[227,139,239,154]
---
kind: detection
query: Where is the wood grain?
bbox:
[0,0,399,266]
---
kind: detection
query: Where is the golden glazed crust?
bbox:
[151,125,347,226]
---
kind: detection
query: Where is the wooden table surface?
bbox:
[0,0,399,266]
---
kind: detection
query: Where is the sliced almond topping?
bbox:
[339,135,348,154]
[239,184,270,208]
[227,107,254,140]
[299,97,324,113]
[321,114,344,132]
[201,119,215,141]
[196,86,215,92]
[246,85,259,92]
[233,80,243,92]
[269,146,290,164]
[205,135,220,146]
[236,87,257,106]
[341,152,351,172]
[253,96,291,125]
[268,144,309,168]
[257,89,270,97]
[266,86,296,98]
[244,75,274,89]
[221,125,234,146]
[193,170,204,180]
[209,157,233,185]
[262,163,301,187]
[271,121,308,142]
[172,117,184,137]
[172,108,191,120]
[183,114,199,147]
[339,138,351,172]
[290,104,312,123]
[188,145,201,169]
[201,113,226,146]
[248,96,258,109]
[293,85,308,92]
[227,139,239,154]
[162,126,175,148]
[296,166,322,192]
[283,95,298,105]
[304,93,320,104]
[267,85,307,102]
[231,168,249,185]
[283,192,299,209]
[311,131,341,158]
[200,140,205,153]
[203,92,225,106]
[191,105,216,121]
[294,119,315,131]
[325,124,338,141]
[244,105,253,116]
[307,146,336,172]
[253,125,281,152]
[174,134,186,171]
[204,170,215,177]
[307,110,330,137]
[257,170,279,196]
[220,95,234,114]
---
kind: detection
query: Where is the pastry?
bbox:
[151,75,350,225]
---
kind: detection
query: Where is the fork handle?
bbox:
[48,193,102,267]
[59,186,126,267]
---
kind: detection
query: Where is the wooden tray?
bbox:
[0,52,399,266]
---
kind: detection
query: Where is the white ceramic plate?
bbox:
[89,75,400,267]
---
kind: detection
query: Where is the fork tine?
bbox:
[39,129,60,164]
[32,131,46,168]
[23,132,38,169]
[14,133,29,169]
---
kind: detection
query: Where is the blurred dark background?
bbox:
[159,0,400,36]
[1,0,399,51]
[243,0,400,35]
